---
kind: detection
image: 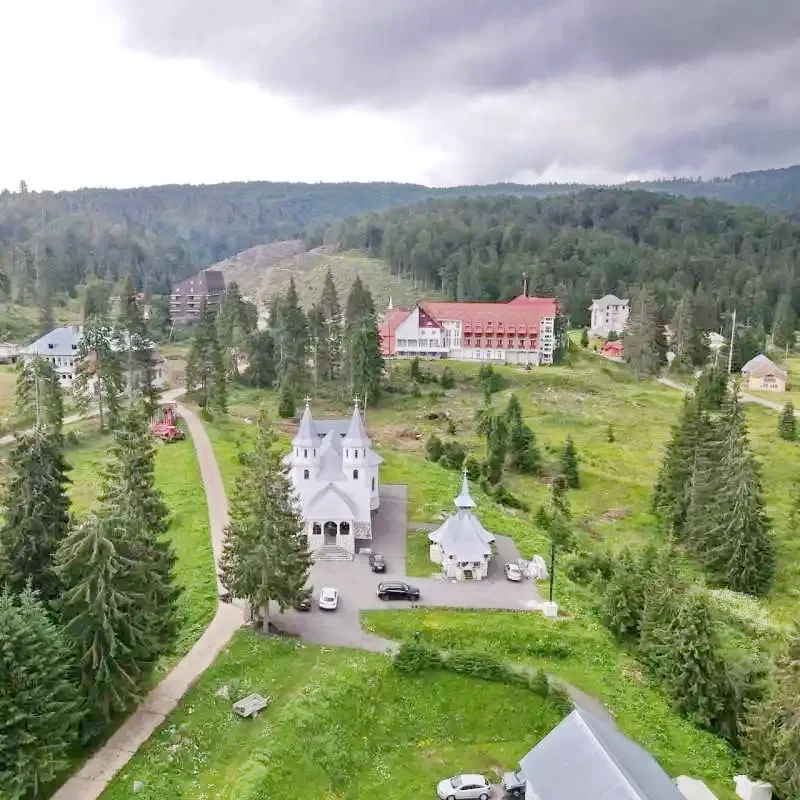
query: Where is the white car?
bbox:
[318,587,339,611]
[436,774,492,800]
[504,562,523,582]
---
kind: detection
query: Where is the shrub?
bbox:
[440,367,455,389]
[490,482,529,511]
[440,440,466,470]
[464,456,483,480]
[393,641,442,674]
[445,650,512,682]
[428,390,443,402]
[425,435,443,463]
[528,670,551,697]
[65,430,80,447]
[200,407,215,422]
[566,550,615,586]
[277,386,295,418]
[446,417,457,436]
[478,364,506,397]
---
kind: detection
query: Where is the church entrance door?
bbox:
[323,521,338,544]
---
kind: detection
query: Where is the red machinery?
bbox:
[149,404,185,442]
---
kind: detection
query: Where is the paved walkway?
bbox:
[51,396,244,800]
[658,375,798,414]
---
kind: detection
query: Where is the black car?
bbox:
[501,771,526,797]
[368,553,387,572]
[293,595,312,612]
[377,581,420,601]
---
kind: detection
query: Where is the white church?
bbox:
[284,399,382,558]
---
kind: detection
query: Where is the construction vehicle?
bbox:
[148,403,185,442]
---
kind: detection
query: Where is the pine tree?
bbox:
[0,431,71,602]
[625,287,663,378]
[74,315,124,431]
[244,329,277,388]
[56,514,153,729]
[560,435,580,488]
[772,292,796,351]
[743,624,800,799]
[779,401,796,441]
[276,278,309,396]
[344,278,383,405]
[219,415,312,629]
[508,419,542,475]
[307,302,330,385]
[217,281,257,379]
[601,550,648,641]
[689,393,775,595]
[99,403,179,660]
[477,408,507,484]
[186,298,226,411]
[0,586,83,799]
[278,384,296,418]
[319,268,343,380]
[671,289,695,368]
[15,355,64,432]
[580,328,589,348]
[504,394,523,428]
[536,475,573,603]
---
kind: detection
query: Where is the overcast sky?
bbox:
[3,0,800,192]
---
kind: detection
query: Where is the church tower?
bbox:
[291,399,320,485]
[342,398,370,485]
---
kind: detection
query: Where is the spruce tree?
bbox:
[244,328,277,388]
[0,431,71,602]
[671,289,695,368]
[219,414,312,629]
[217,281,257,379]
[744,624,800,799]
[690,393,775,595]
[601,549,646,641]
[56,514,153,730]
[772,292,796,351]
[74,315,124,431]
[15,355,64,432]
[779,401,796,441]
[560,435,580,488]
[625,287,662,379]
[580,328,589,348]
[344,278,383,405]
[0,586,83,799]
[504,394,523,428]
[99,404,179,660]
[186,298,226,411]
[319,268,343,380]
[308,302,330,385]
[276,277,309,396]
[508,420,542,475]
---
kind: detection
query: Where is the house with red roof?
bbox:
[600,339,624,359]
[379,294,559,366]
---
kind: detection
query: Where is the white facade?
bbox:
[22,326,165,392]
[589,295,630,337]
[428,472,495,580]
[284,400,382,556]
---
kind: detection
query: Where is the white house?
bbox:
[519,707,686,800]
[428,471,495,580]
[741,353,789,392]
[22,326,165,392]
[284,400,382,559]
[589,295,630,337]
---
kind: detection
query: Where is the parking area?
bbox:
[267,485,543,649]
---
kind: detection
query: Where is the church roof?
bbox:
[429,474,494,561]
[307,483,358,519]
[741,353,787,379]
[342,401,371,448]
[292,400,318,447]
[317,445,347,481]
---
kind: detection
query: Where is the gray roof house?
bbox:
[520,707,685,800]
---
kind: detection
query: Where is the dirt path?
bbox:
[658,375,797,415]
[51,397,243,800]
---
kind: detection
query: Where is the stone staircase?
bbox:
[313,544,354,562]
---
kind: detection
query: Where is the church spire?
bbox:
[292,397,318,447]
[454,466,476,509]
[342,396,371,449]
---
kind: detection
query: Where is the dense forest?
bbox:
[332,189,800,329]
[1,164,799,304]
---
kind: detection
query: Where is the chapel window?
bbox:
[353,469,359,479]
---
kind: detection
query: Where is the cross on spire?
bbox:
[353,395,360,410]
[304,396,312,408]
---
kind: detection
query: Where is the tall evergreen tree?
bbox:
[99,404,179,660]
[319,268,343,380]
[343,278,383,405]
[244,328,277,388]
[625,287,663,378]
[671,289,695,367]
[779,401,796,441]
[560,435,580,488]
[772,292,796,351]
[186,298,226,411]
[0,586,83,799]
[276,278,309,396]
[56,514,153,730]
[536,475,573,603]
[508,419,542,475]
[744,624,800,799]
[74,315,124,431]
[217,281,257,379]
[15,355,64,432]
[504,394,523,428]
[0,431,71,601]
[219,414,312,629]
[307,302,330,385]
[692,394,775,595]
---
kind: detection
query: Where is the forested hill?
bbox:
[0,165,798,301]
[332,189,800,329]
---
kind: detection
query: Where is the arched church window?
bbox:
[340,522,350,536]
[353,469,359,479]
[312,523,321,536]
[304,449,307,458]
[372,477,375,491]
[303,469,309,479]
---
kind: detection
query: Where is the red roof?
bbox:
[601,340,624,356]
[379,308,410,356]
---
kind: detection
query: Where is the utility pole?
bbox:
[522,271,528,298]
[727,307,737,375]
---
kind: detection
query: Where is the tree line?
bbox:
[0,357,178,798]
[331,189,800,335]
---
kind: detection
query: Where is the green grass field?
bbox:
[101,631,566,800]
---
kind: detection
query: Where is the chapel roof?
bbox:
[292,399,319,447]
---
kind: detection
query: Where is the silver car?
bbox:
[437,774,492,800]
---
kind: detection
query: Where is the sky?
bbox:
[3,0,800,192]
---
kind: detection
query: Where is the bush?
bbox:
[445,650,512,682]
[464,456,483,480]
[393,642,442,674]
[440,440,466,470]
[490,482,529,510]
[425,435,444,463]
[200,407,215,422]
[428,390,442,402]
[277,386,295,418]
[65,430,80,447]
[440,367,455,389]
[446,417,457,436]
[478,364,507,397]
[566,550,615,586]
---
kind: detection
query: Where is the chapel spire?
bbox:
[292,396,318,447]
[454,466,476,509]
[342,396,371,449]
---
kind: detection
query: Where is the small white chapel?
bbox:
[284,399,382,557]
[428,470,496,580]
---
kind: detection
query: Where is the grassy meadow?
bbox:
[101,631,566,800]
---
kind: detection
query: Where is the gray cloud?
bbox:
[107,0,800,181]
